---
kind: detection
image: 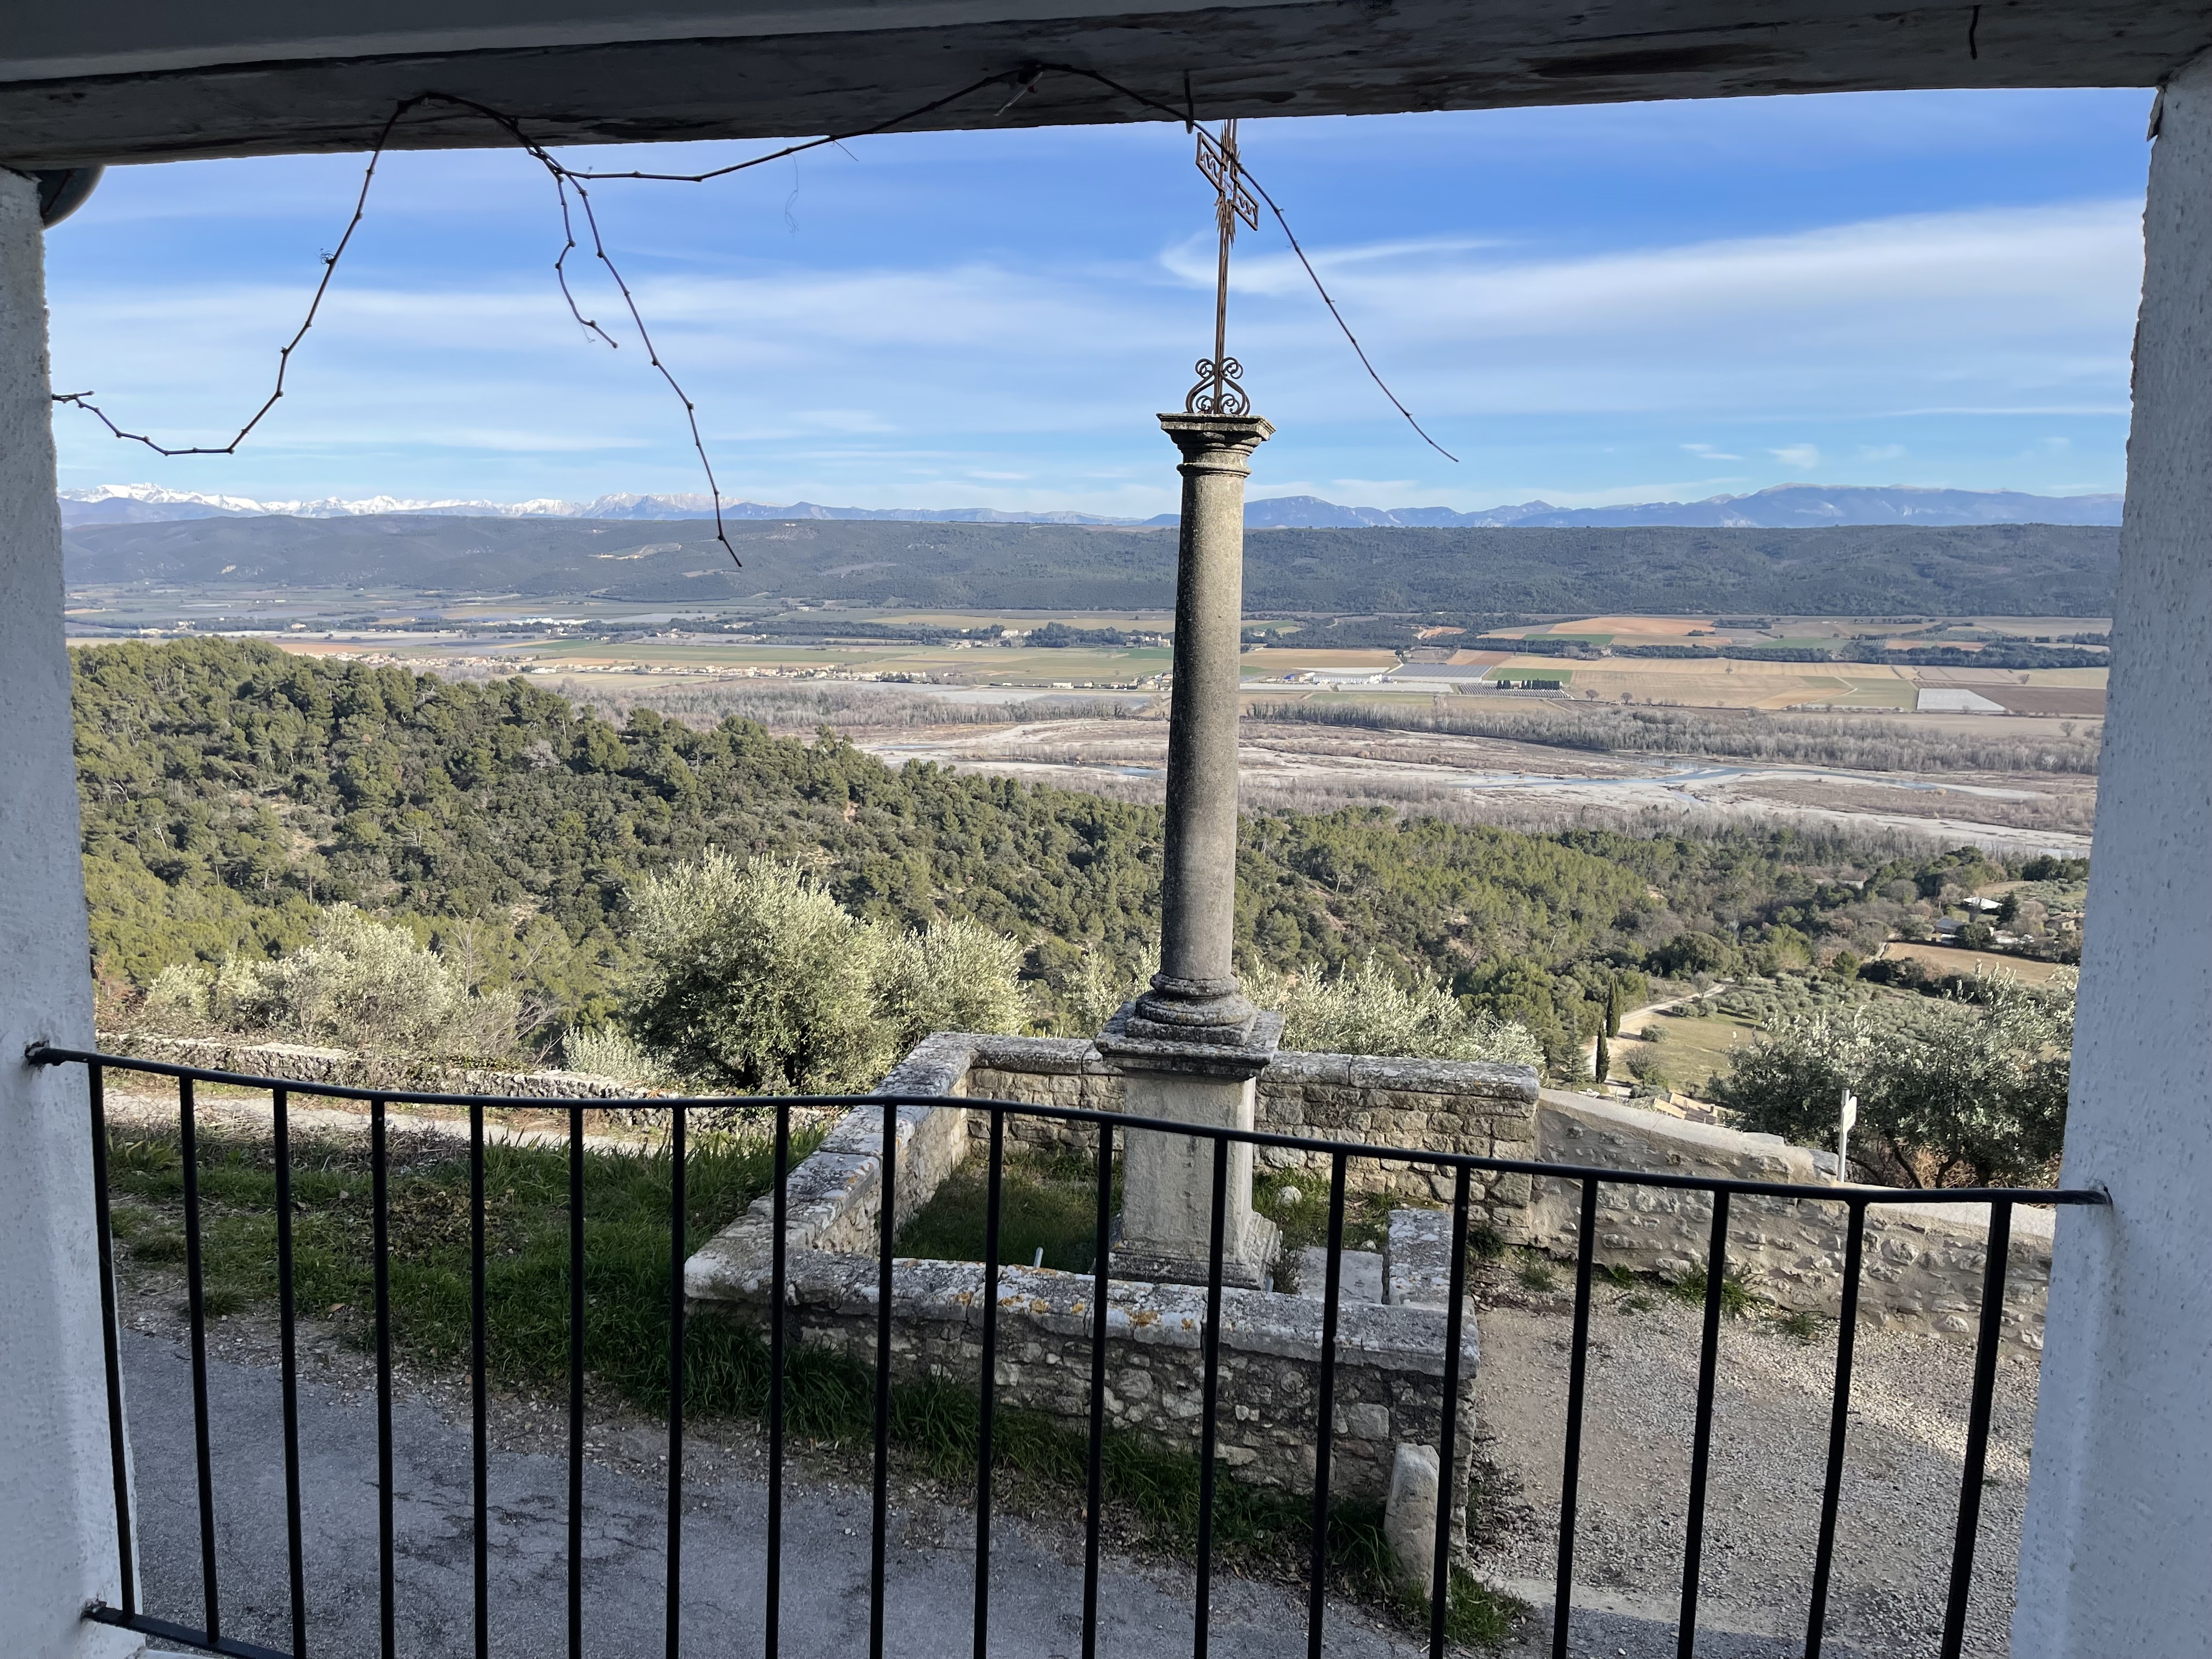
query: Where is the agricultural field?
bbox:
[1609,1003,1763,1097]
[1877,943,2070,985]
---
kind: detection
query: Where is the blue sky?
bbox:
[43,87,2153,517]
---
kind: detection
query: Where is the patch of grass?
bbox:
[109,1136,181,1176]
[1429,1568,1522,1647]
[1515,1258,1558,1294]
[1252,1169,1395,1256]
[1601,1263,1637,1290]
[198,1284,249,1319]
[893,1150,1111,1273]
[1666,1264,1757,1319]
[1622,1293,1656,1313]
[104,1119,819,1424]
[1465,1224,1508,1264]
[1776,1310,1823,1344]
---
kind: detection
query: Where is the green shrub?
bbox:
[624,854,1029,1091]
[1256,955,1540,1067]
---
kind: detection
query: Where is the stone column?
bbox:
[1103,412,1281,1287]
[2013,52,2212,1657]
[0,168,139,1657]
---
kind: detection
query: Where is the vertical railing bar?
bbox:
[1305,1150,1349,1659]
[1804,1199,1868,1659]
[371,1096,395,1659]
[870,1102,900,1659]
[470,1099,488,1659]
[568,1104,585,1659]
[766,1097,789,1659]
[1080,1121,1115,1659]
[273,1089,308,1659]
[666,1105,687,1659]
[1192,1134,1232,1659]
[179,1075,221,1641]
[1429,1165,1474,1659]
[1549,1178,1600,1659]
[1938,1198,2015,1659]
[1675,1187,1731,1659]
[973,1107,1006,1659]
[86,1064,138,1619]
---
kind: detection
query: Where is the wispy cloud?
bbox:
[41,109,2146,511]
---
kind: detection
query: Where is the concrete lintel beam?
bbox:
[2,2,2208,169]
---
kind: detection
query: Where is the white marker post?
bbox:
[1838,1088,1858,1179]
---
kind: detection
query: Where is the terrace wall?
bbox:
[684,1041,1478,1514]
[937,1035,2050,1350]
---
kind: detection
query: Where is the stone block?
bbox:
[1384,1443,1442,1595]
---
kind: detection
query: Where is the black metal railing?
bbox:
[32,1042,2106,1659]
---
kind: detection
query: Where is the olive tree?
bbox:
[620,853,1030,1092]
[1714,970,2073,1187]
[1259,956,1542,1067]
[625,853,890,1093]
[139,903,523,1062]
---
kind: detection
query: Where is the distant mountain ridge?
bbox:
[64,515,2120,617]
[57,483,1131,528]
[1238,483,2123,529]
[60,480,2122,531]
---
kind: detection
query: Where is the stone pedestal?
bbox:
[1101,1006,1282,1288]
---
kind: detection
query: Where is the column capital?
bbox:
[1156,411,1275,465]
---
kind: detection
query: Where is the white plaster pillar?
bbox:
[0,168,139,1657]
[2012,56,2212,1658]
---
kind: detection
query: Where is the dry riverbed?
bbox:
[859,717,2092,854]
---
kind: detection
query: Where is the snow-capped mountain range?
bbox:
[58,481,2124,531]
[57,483,1133,528]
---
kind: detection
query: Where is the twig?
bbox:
[51,75,1017,566]
[53,59,1453,574]
[52,101,409,459]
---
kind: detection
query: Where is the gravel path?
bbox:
[1470,1288,2035,1658]
[120,1311,1435,1659]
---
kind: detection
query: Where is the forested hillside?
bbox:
[74,639,2026,1066]
[64,515,2119,616]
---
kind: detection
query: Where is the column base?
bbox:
[1098,995,1283,1070]
[1123,972,1262,1048]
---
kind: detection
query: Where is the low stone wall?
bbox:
[95,1030,661,1101]
[1532,1091,2053,1350]
[686,1220,1477,1507]
[956,1034,1542,1236]
[688,1031,1483,1520]
[902,1035,2051,1352]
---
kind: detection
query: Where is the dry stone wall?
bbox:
[685,1234,1478,1509]
[933,1034,2051,1351]
[690,1032,1483,1521]
[959,1036,1542,1235]
[99,1030,665,1101]
[1531,1091,2053,1351]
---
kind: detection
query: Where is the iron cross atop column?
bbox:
[1186,120,1259,417]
